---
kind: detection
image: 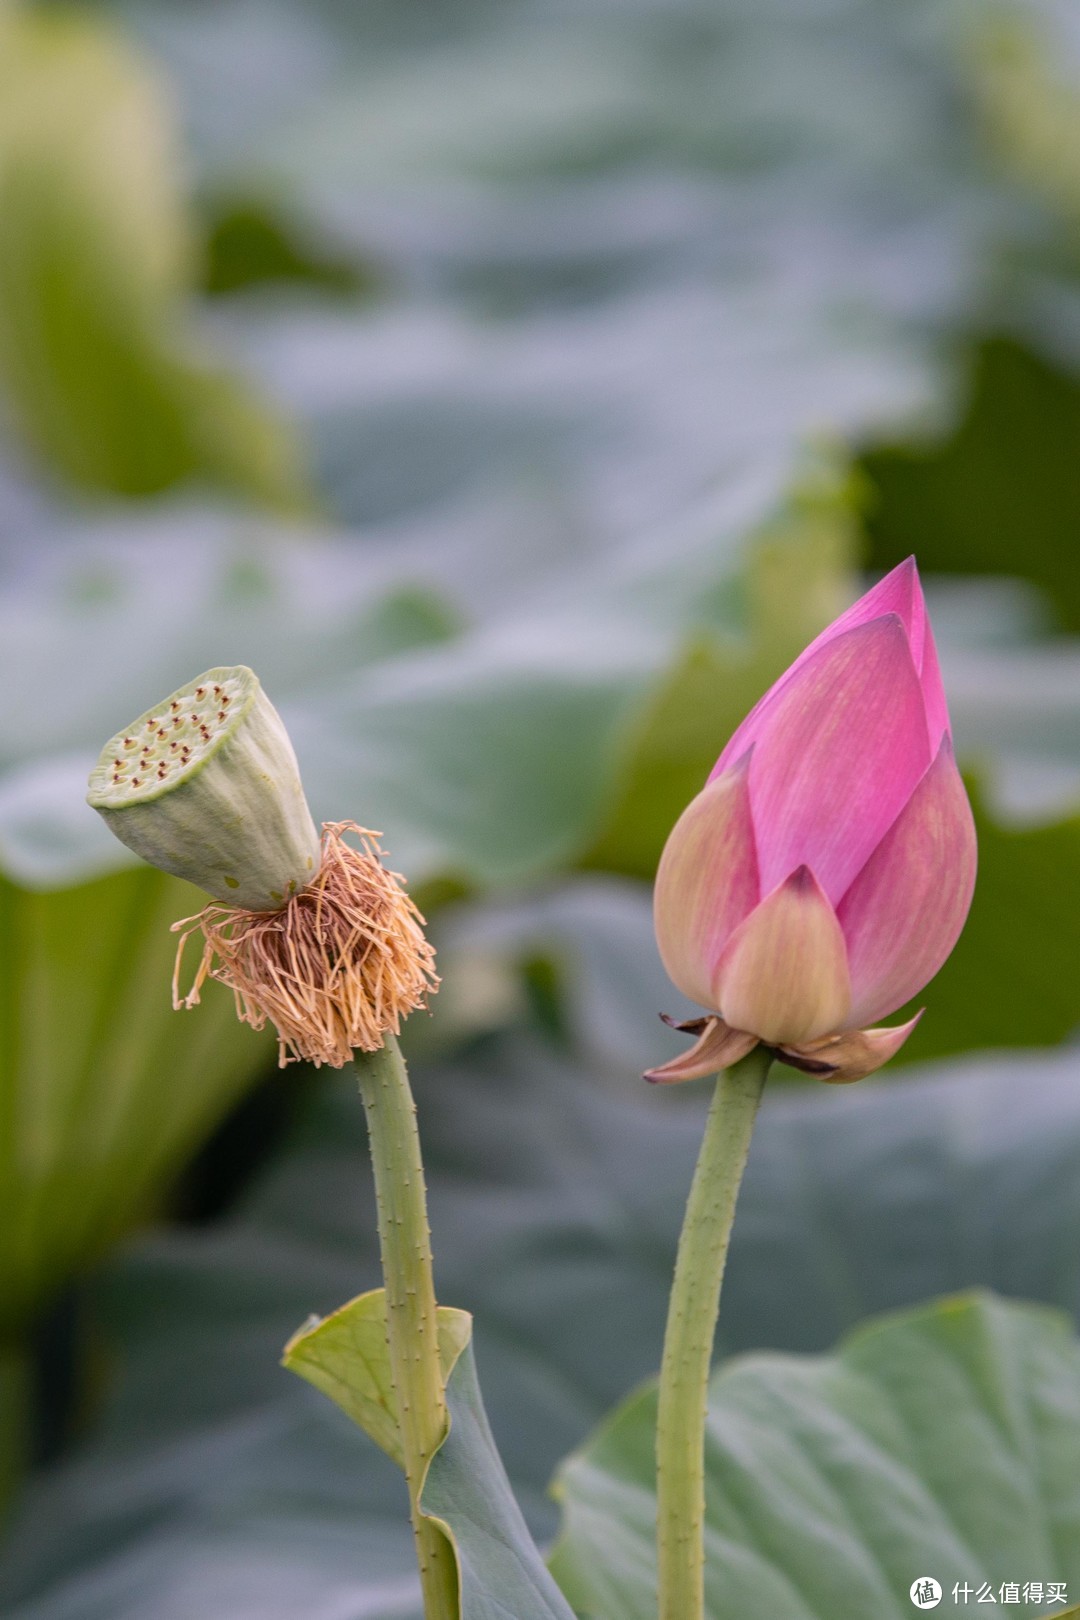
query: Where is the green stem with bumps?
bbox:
[656,1046,771,1620]
[354,1038,459,1620]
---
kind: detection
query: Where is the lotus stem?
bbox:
[655,1045,771,1620]
[355,1037,459,1620]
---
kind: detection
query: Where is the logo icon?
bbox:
[910,1578,942,1609]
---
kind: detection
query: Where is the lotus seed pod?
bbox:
[87,666,320,911]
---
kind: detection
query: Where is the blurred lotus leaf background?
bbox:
[3,0,1080,1615]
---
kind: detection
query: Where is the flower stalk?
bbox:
[655,1046,771,1620]
[355,1037,459,1620]
[650,561,975,1615]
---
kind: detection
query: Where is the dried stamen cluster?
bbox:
[171,822,438,1067]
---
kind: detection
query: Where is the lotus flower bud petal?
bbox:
[724,616,931,905]
[87,666,320,912]
[836,558,948,752]
[652,754,758,1009]
[651,558,975,1076]
[714,865,851,1045]
[716,556,947,771]
[838,738,976,1027]
[778,1011,924,1083]
[644,1018,758,1085]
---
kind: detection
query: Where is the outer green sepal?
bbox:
[87,665,320,911]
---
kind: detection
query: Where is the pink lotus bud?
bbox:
[649,558,976,1084]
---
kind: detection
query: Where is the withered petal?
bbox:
[645,1016,759,1085]
[776,1010,923,1084]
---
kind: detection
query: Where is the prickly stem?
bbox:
[656,1047,770,1620]
[355,1039,459,1620]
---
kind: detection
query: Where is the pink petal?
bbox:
[838,737,977,1027]
[849,558,948,749]
[644,1018,758,1084]
[652,754,759,1011]
[917,613,950,754]
[743,617,931,903]
[714,865,851,1045]
[712,558,950,777]
[777,1010,924,1083]
[801,555,925,668]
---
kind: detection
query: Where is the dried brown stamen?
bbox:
[171,822,438,1067]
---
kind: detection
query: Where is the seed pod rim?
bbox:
[87,664,259,811]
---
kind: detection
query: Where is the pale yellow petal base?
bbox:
[714,865,851,1046]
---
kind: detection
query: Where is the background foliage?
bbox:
[2,0,1080,1615]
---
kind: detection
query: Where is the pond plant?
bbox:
[648,556,976,1620]
[86,558,979,1620]
[88,666,457,1616]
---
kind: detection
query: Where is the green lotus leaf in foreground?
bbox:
[551,1292,1080,1620]
[286,1291,576,1620]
